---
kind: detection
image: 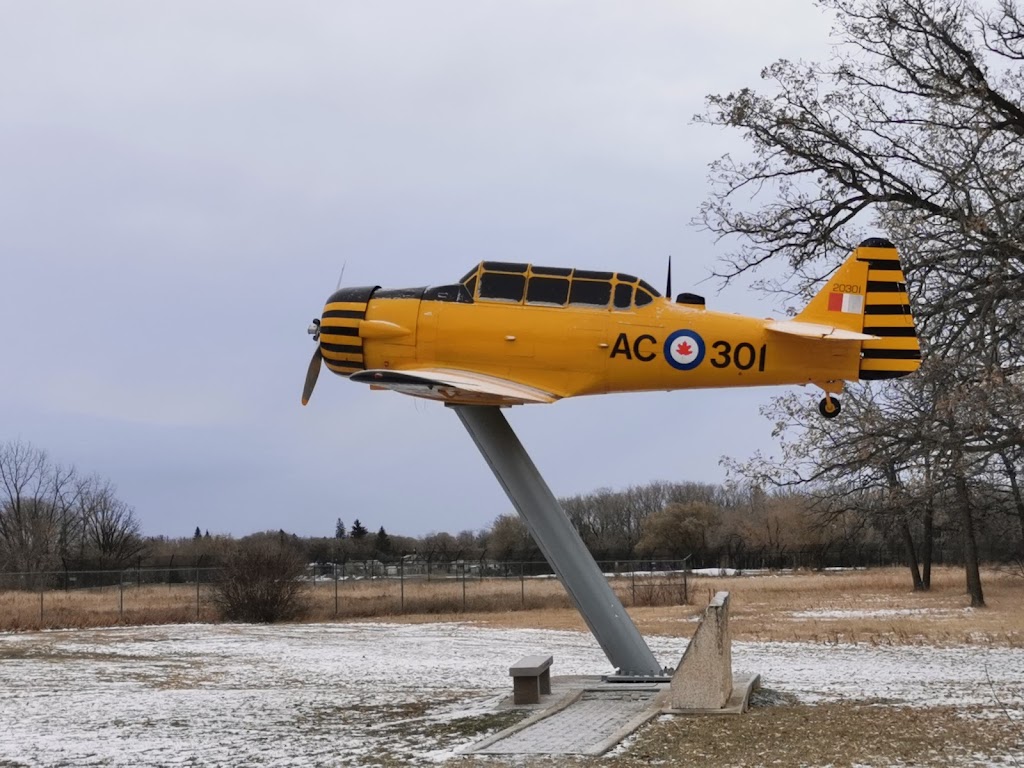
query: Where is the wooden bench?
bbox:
[510,654,553,705]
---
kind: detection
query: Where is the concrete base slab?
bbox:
[468,677,665,757]
[662,672,761,716]
[467,671,762,757]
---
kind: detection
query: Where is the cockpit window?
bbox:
[573,269,614,281]
[462,261,656,309]
[482,261,528,274]
[614,283,633,309]
[638,279,661,298]
[569,279,611,307]
[527,276,569,306]
[480,272,526,302]
[531,265,572,277]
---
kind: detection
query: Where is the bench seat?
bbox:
[510,654,553,705]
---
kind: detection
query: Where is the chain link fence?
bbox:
[0,559,693,628]
[0,548,978,630]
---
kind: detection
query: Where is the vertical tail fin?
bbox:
[795,238,921,380]
[855,238,921,380]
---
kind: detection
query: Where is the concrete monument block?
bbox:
[668,591,733,710]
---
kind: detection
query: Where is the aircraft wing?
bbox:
[348,368,559,406]
[766,321,879,341]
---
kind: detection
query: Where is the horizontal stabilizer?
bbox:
[349,368,558,406]
[766,320,879,341]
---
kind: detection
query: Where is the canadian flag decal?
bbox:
[828,292,864,314]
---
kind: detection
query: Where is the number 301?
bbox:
[710,341,767,371]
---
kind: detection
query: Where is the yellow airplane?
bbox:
[302,238,920,417]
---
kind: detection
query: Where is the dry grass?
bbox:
[2,567,1022,647]
[440,567,1024,647]
[540,697,1024,768]
[0,583,205,631]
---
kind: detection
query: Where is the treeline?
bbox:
[0,440,145,573]
[5,435,1019,591]
[144,478,1022,581]
[486,479,1020,570]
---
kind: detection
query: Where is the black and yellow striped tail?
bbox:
[318,286,378,377]
[857,239,921,381]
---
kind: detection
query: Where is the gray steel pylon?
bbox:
[452,405,662,676]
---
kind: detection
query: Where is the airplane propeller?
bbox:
[302,319,321,406]
[665,256,673,299]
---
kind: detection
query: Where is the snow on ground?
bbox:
[788,608,972,620]
[1,622,1022,766]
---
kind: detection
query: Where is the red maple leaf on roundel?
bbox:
[676,341,692,357]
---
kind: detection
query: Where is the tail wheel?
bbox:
[818,396,842,419]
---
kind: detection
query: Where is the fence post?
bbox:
[119,572,124,621]
[334,563,339,618]
[195,562,200,621]
[520,561,525,607]
[400,557,405,613]
[631,565,636,606]
[461,562,467,612]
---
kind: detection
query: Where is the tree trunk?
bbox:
[921,496,934,590]
[953,465,985,607]
[900,520,924,590]
[999,452,1024,554]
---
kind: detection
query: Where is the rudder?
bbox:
[856,238,921,380]
[793,238,921,380]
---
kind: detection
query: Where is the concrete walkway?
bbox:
[470,680,664,756]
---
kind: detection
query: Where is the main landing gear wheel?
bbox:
[818,396,842,419]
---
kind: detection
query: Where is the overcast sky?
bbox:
[0,2,837,538]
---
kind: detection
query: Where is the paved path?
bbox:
[475,689,661,755]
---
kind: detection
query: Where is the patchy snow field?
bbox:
[1,622,1022,766]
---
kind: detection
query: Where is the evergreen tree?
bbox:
[350,519,368,539]
[335,518,346,539]
[374,526,391,555]
[193,526,202,540]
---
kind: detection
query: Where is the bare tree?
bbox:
[213,534,308,622]
[0,440,78,573]
[0,441,146,575]
[636,502,719,560]
[485,514,536,562]
[77,477,146,570]
[697,0,1024,606]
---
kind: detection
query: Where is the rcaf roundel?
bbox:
[664,329,705,371]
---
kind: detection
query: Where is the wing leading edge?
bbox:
[348,368,559,406]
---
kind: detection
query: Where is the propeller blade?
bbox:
[665,256,673,299]
[302,347,323,406]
